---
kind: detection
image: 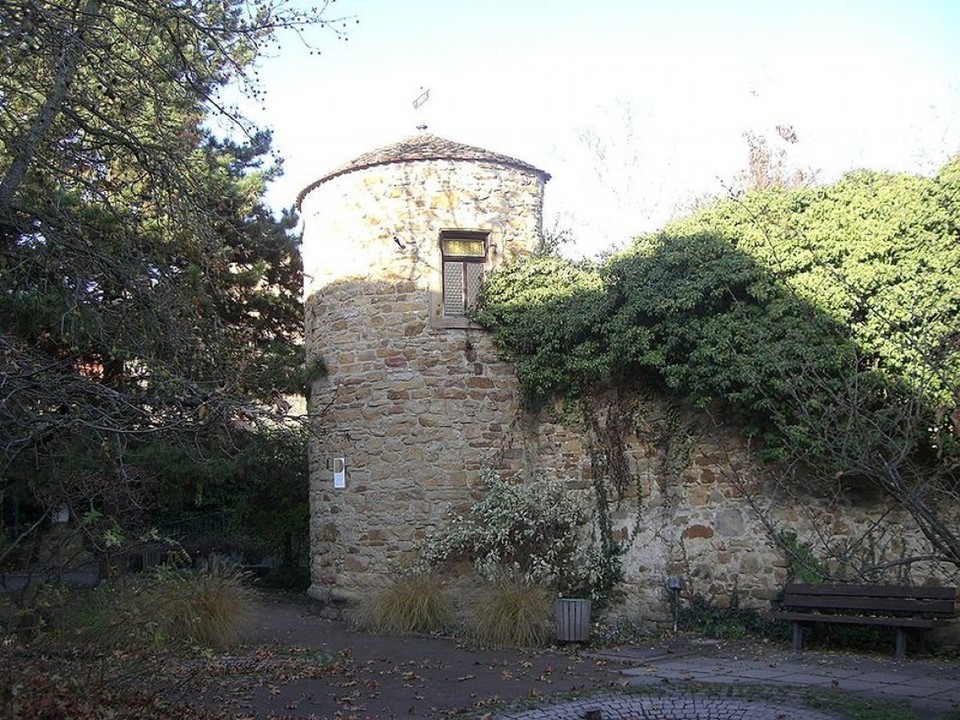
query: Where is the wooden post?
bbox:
[791,622,804,653]
[895,628,907,659]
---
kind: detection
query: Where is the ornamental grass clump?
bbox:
[352,573,452,635]
[145,557,254,650]
[456,574,553,648]
[72,555,255,652]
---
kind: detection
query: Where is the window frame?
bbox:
[439,230,489,319]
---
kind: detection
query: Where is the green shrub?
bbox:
[678,593,784,641]
[352,573,452,635]
[456,574,553,648]
[420,470,620,607]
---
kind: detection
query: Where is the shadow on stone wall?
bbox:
[474,228,959,589]
[302,181,959,615]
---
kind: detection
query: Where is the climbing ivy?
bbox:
[777,530,828,584]
[474,256,608,405]
[476,160,960,464]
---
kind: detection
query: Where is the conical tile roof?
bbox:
[296,134,550,208]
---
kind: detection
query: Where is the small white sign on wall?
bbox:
[333,457,346,489]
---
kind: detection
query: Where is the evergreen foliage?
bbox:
[477,161,960,565]
[135,426,310,567]
[478,163,959,445]
[0,1,343,583]
[479,165,959,429]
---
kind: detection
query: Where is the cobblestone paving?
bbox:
[493,692,840,719]
[491,641,960,720]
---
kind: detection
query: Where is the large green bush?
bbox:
[477,161,960,461]
[133,426,310,568]
[477,160,960,567]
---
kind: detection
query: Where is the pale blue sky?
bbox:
[250,0,960,256]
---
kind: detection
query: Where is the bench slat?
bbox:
[780,595,955,616]
[784,583,956,600]
[771,611,941,629]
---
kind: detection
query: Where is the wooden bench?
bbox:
[772,583,957,658]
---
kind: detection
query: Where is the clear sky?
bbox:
[248,0,960,257]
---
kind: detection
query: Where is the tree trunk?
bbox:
[0,0,101,224]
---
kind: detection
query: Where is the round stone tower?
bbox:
[298,134,550,611]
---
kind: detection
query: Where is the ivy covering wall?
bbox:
[476,158,960,566]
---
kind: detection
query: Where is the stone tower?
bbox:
[298,134,550,611]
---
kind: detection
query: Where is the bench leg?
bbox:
[895,628,907,659]
[792,622,803,653]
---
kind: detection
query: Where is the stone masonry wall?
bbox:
[300,158,544,610]
[497,398,959,624]
[301,154,958,622]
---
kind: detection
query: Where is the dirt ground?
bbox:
[189,593,624,719]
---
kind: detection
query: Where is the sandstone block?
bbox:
[682,524,715,540]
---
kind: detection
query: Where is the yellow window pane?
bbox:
[442,238,485,257]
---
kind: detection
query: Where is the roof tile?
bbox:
[296,134,550,207]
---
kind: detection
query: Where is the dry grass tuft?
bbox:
[457,574,552,648]
[352,573,453,635]
[73,556,255,651]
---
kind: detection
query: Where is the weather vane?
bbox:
[412,86,430,131]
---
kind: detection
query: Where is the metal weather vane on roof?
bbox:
[412,86,430,131]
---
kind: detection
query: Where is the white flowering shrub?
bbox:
[420,470,618,603]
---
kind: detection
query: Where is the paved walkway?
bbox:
[495,641,960,720]
[495,692,842,719]
[238,597,960,719]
